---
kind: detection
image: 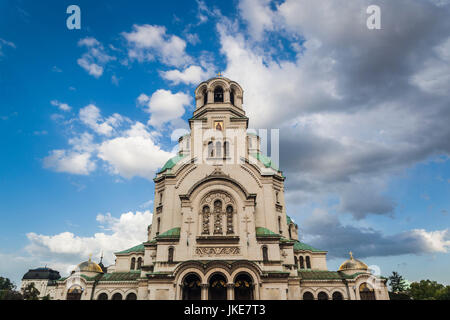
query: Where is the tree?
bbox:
[0,277,16,291]
[0,276,23,300]
[408,280,444,300]
[436,286,450,300]
[22,282,40,300]
[388,271,408,293]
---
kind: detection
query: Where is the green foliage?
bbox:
[436,285,450,300]
[0,276,16,291]
[22,282,40,300]
[408,280,445,300]
[388,271,408,293]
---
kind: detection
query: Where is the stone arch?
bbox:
[207,79,230,92]
[182,174,256,202]
[182,272,202,300]
[208,271,228,300]
[302,290,315,300]
[96,292,109,300]
[317,291,329,300]
[332,290,345,300]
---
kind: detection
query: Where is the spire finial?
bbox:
[217,71,223,77]
[88,253,92,262]
[349,251,353,259]
[100,251,103,264]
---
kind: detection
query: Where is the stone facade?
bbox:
[23,77,390,300]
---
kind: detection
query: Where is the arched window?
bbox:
[303,291,314,300]
[156,218,160,236]
[317,292,329,300]
[299,256,305,269]
[202,205,210,234]
[97,293,108,300]
[168,247,174,263]
[202,88,207,106]
[126,292,137,300]
[230,89,235,105]
[288,226,292,239]
[112,293,123,300]
[208,141,214,158]
[214,86,224,102]
[306,256,311,269]
[262,246,269,262]
[215,141,222,158]
[226,205,234,234]
[130,257,136,270]
[359,283,376,300]
[223,141,229,158]
[182,273,202,300]
[278,216,282,234]
[137,257,142,269]
[234,273,254,300]
[294,256,298,269]
[332,291,344,300]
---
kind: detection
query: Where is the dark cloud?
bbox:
[301,209,450,259]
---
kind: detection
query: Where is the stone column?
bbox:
[201,284,209,300]
[227,283,234,300]
[224,88,230,103]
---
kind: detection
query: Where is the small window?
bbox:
[278,216,282,234]
[130,257,136,270]
[294,256,298,269]
[224,141,229,158]
[208,141,214,158]
[214,86,224,102]
[168,247,174,263]
[306,256,311,269]
[203,89,207,106]
[137,257,142,269]
[262,246,269,262]
[215,141,222,158]
[156,218,160,236]
[230,89,235,105]
[299,256,305,269]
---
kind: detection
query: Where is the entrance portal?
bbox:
[234,273,253,300]
[209,273,227,300]
[66,286,83,300]
[182,274,202,300]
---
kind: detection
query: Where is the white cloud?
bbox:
[410,37,450,96]
[79,104,125,136]
[138,89,191,128]
[98,122,175,180]
[43,150,96,175]
[51,100,72,112]
[239,0,275,40]
[77,37,115,78]
[24,210,153,275]
[160,65,212,85]
[122,24,191,67]
[0,38,16,57]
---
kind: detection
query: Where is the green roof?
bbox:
[158,154,187,174]
[98,271,141,282]
[156,227,181,238]
[250,152,279,171]
[286,215,293,225]
[298,270,351,280]
[115,243,145,255]
[293,240,326,252]
[255,227,281,238]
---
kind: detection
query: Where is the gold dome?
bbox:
[338,252,368,272]
[76,258,103,273]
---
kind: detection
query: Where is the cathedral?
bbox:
[22,77,389,300]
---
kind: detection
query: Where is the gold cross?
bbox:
[217,72,223,77]
[88,253,92,262]
[349,251,353,259]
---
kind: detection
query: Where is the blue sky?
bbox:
[1,0,450,286]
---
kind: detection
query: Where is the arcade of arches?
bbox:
[182,272,254,300]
